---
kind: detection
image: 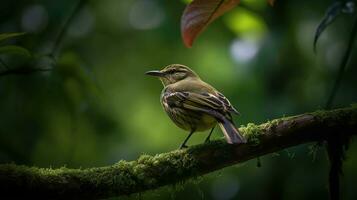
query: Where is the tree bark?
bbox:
[1,106,356,200]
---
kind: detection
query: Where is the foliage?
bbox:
[0,32,31,71]
[313,1,355,52]
[181,0,274,47]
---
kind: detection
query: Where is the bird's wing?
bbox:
[163,91,239,117]
[162,90,245,144]
[162,91,225,122]
[216,92,240,115]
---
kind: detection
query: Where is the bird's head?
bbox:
[145,64,199,86]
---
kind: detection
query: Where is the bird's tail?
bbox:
[218,119,246,144]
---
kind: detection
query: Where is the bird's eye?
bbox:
[175,70,186,74]
[168,70,176,74]
[173,71,187,80]
[175,71,183,75]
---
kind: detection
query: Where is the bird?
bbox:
[145,64,246,149]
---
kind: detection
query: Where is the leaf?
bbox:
[181,0,240,48]
[0,32,26,42]
[314,1,355,53]
[0,45,31,57]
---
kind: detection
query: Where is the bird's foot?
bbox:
[179,144,188,149]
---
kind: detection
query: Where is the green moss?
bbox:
[265,118,283,129]
[312,109,329,121]
[137,154,152,164]
[96,150,199,192]
[239,116,292,145]
[312,106,357,126]
[240,123,262,145]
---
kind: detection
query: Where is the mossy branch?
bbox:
[1,106,357,200]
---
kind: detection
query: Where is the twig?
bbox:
[324,13,357,200]
[49,0,87,60]
[0,58,9,70]
[0,67,51,76]
[326,15,357,109]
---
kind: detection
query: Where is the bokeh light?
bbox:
[21,4,48,33]
[129,0,165,30]
[230,38,260,63]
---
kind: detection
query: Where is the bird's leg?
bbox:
[179,130,195,149]
[204,126,215,143]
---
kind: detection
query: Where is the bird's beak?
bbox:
[145,70,165,77]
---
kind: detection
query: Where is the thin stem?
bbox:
[0,67,51,76]
[325,15,357,109]
[50,0,87,60]
[324,14,357,200]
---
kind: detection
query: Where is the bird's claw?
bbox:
[179,144,188,149]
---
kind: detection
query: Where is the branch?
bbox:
[1,106,357,200]
[49,0,87,59]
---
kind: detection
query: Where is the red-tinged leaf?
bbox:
[181,0,240,48]
[268,0,275,6]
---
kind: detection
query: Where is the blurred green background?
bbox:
[0,0,357,199]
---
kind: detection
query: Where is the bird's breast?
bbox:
[160,89,216,132]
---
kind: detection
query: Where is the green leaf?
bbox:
[0,32,26,42]
[0,45,31,57]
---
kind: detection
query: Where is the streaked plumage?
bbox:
[146,64,246,148]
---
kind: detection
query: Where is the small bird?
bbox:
[146,64,246,149]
